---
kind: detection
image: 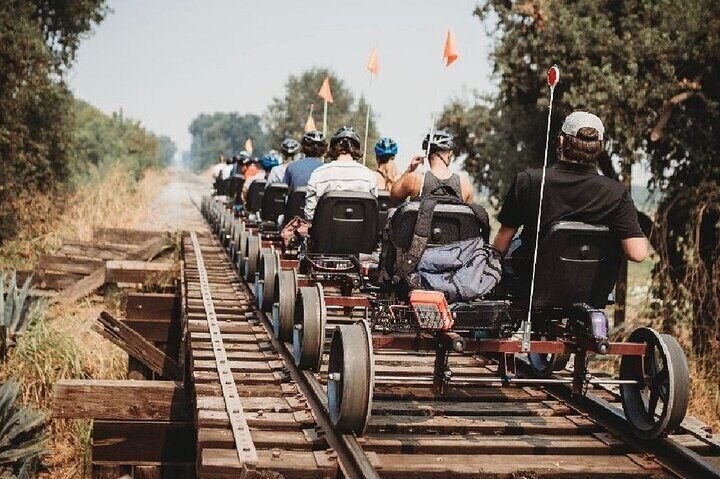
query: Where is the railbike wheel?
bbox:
[230,220,243,263]
[256,248,276,312]
[528,335,571,377]
[273,268,298,341]
[244,234,260,283]
[293,284,326,371]
[237,226,248,263]
[620,327,689,439]
[327,322,374,434]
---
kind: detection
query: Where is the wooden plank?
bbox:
[197,427,322,450]
[362,453,662,478]
[36,271,86,290]
[105,260,173,284]
[52,380,189,421]
[123,319,179,343]
[92,421,194,466]
[369,400,571,417]
[367,415,598,435]
[126,293,177,319]
[200,449,335,478]
[39,254,104,274]
[94,311,182,380]
[57,240,133,260]
[197,409,314,430]
[358,433,626,455]
[93,227,166,245]
[51,235,171,305]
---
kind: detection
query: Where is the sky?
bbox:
[68,0,494,168]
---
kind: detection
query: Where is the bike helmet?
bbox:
[374,137,398,158]
[330,125,360,147]
[281,138,301,156]
[259,153,280,172]
[301,130,326,147]
[422,130,455,153]
[238,151,252,163]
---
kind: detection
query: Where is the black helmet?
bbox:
[225,156,234,164]
[330,126,360,147]
[301,130,326,147]
[281,138,301,156]
[422,130,454,153]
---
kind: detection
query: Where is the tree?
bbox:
[441,0,720,356]
[264,68,379,167]
[0,0,108,242]
[187,113,268,172]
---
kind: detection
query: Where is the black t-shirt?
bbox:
[498,160,644,257]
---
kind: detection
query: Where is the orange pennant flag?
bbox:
[244,138,253,154]
[443,28,458,67]
[305,113,317,132]
[318,76,334,103]
[366,47,379,76]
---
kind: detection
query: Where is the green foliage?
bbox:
[0,1,108,243]
[441,0,720,202]
[0,272,34,362]
[70,100,175,182]
[264,67,379,167]
[187,113,268,172]
[445,0,720,356]
[0,380,45,477]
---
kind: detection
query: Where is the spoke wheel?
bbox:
[620,327,689,439]
[293,284,326,371]
[244,234,260,283]
[328,322,374,434]
[273,268,298,341]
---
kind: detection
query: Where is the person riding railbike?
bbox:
[492,111,647,294]
[240,155,265,203]
[390,130,474,204]
[374,137,399,191]
[267,138,300,187]
[283,130,327,191]
[304,126,378,222]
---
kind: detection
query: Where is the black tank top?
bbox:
[420,171,463,199]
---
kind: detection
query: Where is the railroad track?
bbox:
[187,204,720,479]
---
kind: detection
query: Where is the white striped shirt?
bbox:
[304,158,378,221]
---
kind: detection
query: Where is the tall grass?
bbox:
[0,165,169,478]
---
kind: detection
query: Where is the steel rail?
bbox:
[232,275,381,479]
[189,232,258,466]
[515,356,720,479]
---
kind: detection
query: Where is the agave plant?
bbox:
[0,272,33,362]
[0,380,45,478]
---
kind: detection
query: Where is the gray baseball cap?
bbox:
[561,111,604,140]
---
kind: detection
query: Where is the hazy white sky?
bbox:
[68,0,494,166]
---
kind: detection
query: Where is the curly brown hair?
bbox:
[301,142,327,158]
[329,138,362,160]
[558,127,603,163]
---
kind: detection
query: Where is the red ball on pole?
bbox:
[547,65,560,87]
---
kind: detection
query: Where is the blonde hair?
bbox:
[376,158,399,190]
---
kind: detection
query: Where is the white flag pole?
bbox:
[322,100,328,138]
[362,74,373,166]
[521,65,560,352]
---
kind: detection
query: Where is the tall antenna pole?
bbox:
[521,65,560,352]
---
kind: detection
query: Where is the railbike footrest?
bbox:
[409,290,453,330]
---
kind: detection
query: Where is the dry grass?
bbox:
[0,164,169,477]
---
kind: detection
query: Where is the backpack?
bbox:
[379,184,490,290]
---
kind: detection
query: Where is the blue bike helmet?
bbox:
[259,153,280,172]
[374,137,398,159]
